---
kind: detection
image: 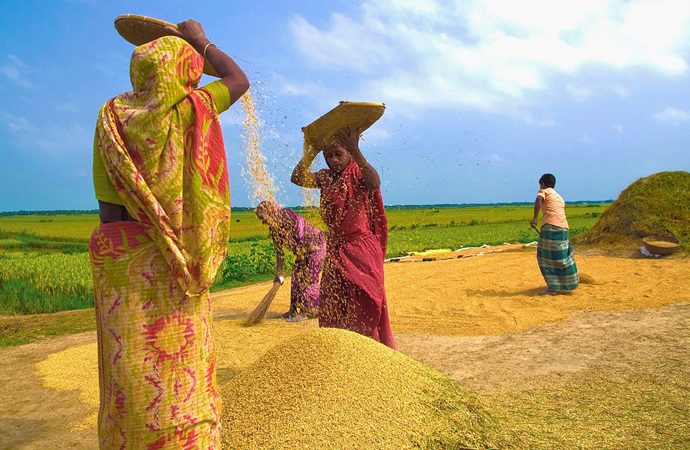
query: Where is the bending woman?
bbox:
[90,20,248,448]
[530,173,579,294]
[255,201,326,321]
[291,127,396,349]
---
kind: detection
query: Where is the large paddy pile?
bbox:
[220,327,513,449]
[580,171,690,248]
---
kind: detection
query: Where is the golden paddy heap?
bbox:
[220,327,512,449]
[34,326,513,448]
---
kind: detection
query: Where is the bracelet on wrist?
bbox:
[202,42,215,59]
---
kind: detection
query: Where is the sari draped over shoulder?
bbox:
[89,36,229,449]
[317,159,396,349]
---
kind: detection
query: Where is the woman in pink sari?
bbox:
[90,20,248,448]
[291,127,395,349]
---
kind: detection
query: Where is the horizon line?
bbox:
[0,200,613,216]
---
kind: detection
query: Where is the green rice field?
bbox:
[0,203,608,315]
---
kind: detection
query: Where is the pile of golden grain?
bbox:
[220,327,511,449]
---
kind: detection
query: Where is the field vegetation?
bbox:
[0,203,608,315]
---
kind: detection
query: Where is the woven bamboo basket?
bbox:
[642,235,681,255]
[302,101,385,148]
[114,14,220,77]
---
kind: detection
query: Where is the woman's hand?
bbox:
[333,126,362,155]
[334,126,380,189]
[165,19,209,48]
[291,143,320,188]
[166,19,250,107]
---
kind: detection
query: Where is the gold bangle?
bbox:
[203,42,215,59]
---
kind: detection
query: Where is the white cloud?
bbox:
[290,0,690,113]
[610,84,630,97]
[567,84,593,102]
[290,14,392,72]
[0,55,35,89]
[612,123,624,133]
[278,78,331,99]
[653,107,690,123]
[520,113,556,127]
[0,110,88,156]
[361,127,391,143]
[580,133,594,144]
[0,111,38,133]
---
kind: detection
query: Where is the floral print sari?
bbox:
[90,36,230,449]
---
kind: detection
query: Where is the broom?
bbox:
[244,277,284,326]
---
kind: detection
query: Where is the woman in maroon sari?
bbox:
[291,127,395,349]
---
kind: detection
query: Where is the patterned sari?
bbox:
[89,36,230,449]
[316,160,396,349]
[268,207,325,312]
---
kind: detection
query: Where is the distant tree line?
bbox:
[1,201,612,217]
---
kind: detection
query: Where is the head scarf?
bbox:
[95,36,230,296]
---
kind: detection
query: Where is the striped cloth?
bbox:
[537,224,579,291]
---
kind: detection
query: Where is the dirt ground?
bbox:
[1,248,689,448]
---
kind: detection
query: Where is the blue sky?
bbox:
[1,0,689,211]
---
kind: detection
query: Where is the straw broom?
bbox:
[245,278,284,326]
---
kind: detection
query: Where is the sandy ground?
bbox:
[1,249,689,448]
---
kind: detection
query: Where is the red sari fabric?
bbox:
[316,159,396,349]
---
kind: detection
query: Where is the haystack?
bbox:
[220,328,513,449]
[579,171,690,248]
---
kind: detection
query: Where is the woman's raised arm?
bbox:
[168,19,250,106]
[291,148,319,188]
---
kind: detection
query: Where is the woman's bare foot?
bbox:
[286,312,307,323]
[538,288,560,296]
[279,308,296,319]
[539,288,573,296]
[303,307,319,319]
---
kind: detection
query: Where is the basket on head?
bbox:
[114,14,220,77]
[642,235,681,256]
[302,101,385,149]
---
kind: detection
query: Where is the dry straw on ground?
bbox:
[580,171,690,248]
